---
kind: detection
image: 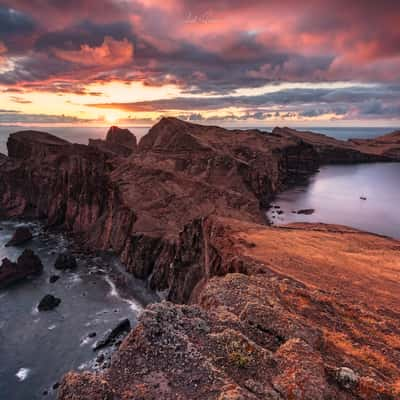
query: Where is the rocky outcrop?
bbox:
[59,218,400,400]
[38,294,61,311]
[89,126,137,157]
[5,226,32,246]
[7,130,70,160]
[273,126,400,163]
[349,130,400,159]
[0,248,43,288]
[92,319,131,351]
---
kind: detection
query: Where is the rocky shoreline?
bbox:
[1,119,400,399]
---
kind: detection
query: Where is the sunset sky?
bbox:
[1,0,400,127]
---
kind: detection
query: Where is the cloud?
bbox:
[53,36,134,67]
[9,96,32,104]
[0,6,35,36]
[0,0,400,124]
[0,112,91,124]
[0,41,7,64]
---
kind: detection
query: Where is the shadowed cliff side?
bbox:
[59,217,400,400]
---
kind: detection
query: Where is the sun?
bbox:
[105,113,119,124]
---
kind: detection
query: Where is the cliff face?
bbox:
[0,118,321,288]
[272,127,399,164]
[59,217,400,400]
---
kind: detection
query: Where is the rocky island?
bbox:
[0,118,399,399]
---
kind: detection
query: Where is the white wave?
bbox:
[104,275,141,313]
[80,336,91,347]
[48,324,57,331]
[16,368,31,381]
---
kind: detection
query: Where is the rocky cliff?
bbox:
[59,217,400,400]
[0,119,399,399]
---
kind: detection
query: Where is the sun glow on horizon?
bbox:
[105,113,120,124]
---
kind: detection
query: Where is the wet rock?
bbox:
[360,196,367,201]
[93,318,131,351]
[0,249,43,288]
[296,208,315,215]
[54,253,77,270]
[38,294,61,311]
[49,275,60,283]
[88,332,97,338]
[96,354,105,364]
[52,382,60,390]
[336,367,359,390]
[5,227,32,247]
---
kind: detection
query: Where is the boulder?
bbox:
[296,209,315,215]
[93,318,131,351]
[335,367,359,390]
[49,275,60,283]
[54,253,77,270]
[38,294,61,311]
[5,227,32,247]
[0,249,43,288]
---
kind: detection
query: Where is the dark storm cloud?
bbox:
[89,85,400,120]
[89,86,396,112]
[0,6,35,35]
[35,20,135,51]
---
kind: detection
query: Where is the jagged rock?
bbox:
[296,208,315,215]
[89,126,137,157]
[54,253,77,270]
[92,318,131,351]
[106,126,137,149]
[5,226,32,247]
[38,294,61,311]
[0,249,43,288]
[49,275,60,283]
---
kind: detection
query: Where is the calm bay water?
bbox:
[0,222,158,400]
[267,163,400,239]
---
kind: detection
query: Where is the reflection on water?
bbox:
[267,163,400,239]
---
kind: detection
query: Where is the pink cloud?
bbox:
[0,41,7,64]
[53,36,134,67]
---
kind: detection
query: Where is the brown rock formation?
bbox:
[5,226,32,246]
[349,130,400,159]
[59,217,400,400]
[272,126,400,164]
[0,248,43,288]
[89,126,137,157]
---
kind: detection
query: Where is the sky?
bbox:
[0,0,400,127]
